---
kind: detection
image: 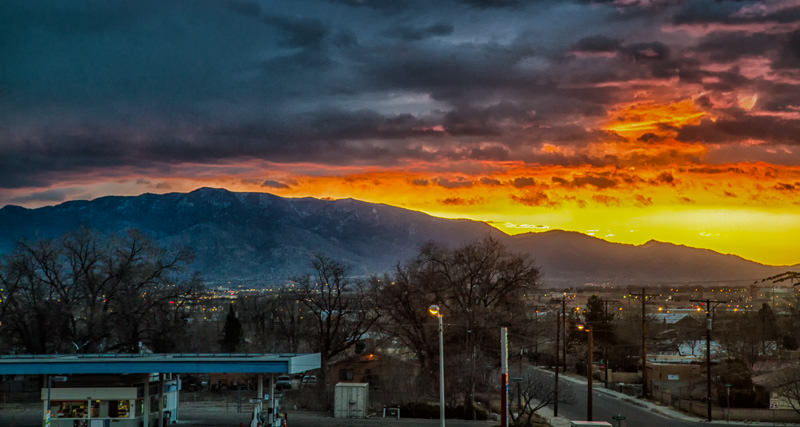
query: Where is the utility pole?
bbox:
[501,327,509,427]
[554,301,561,417]
[562,296,567,372]
[690,298,725,422]
[628,288,656,398]
[602,299,619,389]
[518,347,523,416]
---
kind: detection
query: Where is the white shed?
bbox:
[334,383,368,418]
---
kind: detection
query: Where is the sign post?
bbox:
[501,327,508,427]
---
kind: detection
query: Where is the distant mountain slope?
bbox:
[0,188,499,282]
[506,230,794,287]
[0,188,793,286]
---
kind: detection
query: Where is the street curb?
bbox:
[535,367,800,426]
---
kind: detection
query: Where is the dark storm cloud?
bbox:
[693,32,779,63]
[435,177,474,189]
[671,1,742,26]
[758,82,800,112]
[263,14,329,48]
[654,171,675,185]
[469,145,511,161]
[511,191,556,207]
[4,0,800,190]
[774,182,799,192]
[677,113,800,145]
[571,35,621,53]
[512,177,536,188]
[439,197,481,205]
[551,174,618,189]
[262,180,291,189]
[621,41,670,61]
[0,108,443,188]
[774,30,800,69]
[225,0,261,17]
[458,0,525,9]
[212,108,440,144]
[329,0,410,12]
[638,133,666,143]
[383,22,454,41]
[360,42,537,100]
[673,2,800,26]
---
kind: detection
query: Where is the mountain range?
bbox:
[0,187,794,287]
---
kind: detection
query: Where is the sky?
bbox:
[2,0,800,265]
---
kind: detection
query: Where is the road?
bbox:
[545,370,749,427]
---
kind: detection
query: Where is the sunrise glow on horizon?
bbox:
[2,0,800,266]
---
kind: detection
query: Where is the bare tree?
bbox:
[373,269,438,371]
[510,369,575,427]
[290,254,380,395]
[0,239,72,353]
[374,237,540,417]
[0,228,199,354]
[777,368,800,415]
[272,290,312,353]
[423,237,539,419]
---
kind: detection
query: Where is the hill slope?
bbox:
[0,188,792,286]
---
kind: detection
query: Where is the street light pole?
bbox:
[578,325,593,421]
[429,305,446,427]
[587,328,593,421]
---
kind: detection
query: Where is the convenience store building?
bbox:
[0,353,320,427]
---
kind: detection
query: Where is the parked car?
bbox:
[302,375,317,384]
[275,375,292,390]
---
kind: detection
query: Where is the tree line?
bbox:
[0,228,199,354]
[0,228,542,417]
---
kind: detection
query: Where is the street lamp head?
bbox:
[428,304,441,317]
[577,324,590,332]
[577,324,584,331]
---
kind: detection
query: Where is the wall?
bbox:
[608,371,640,383]
[651,391,800,423]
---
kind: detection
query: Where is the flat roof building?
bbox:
[0,353,320,427]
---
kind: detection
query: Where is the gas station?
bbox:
[0,353,320,427]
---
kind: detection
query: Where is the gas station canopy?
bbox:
[0,353,320,375]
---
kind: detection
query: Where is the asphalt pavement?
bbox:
[535,368,799,427]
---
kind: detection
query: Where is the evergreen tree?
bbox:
[221,303,242,353]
